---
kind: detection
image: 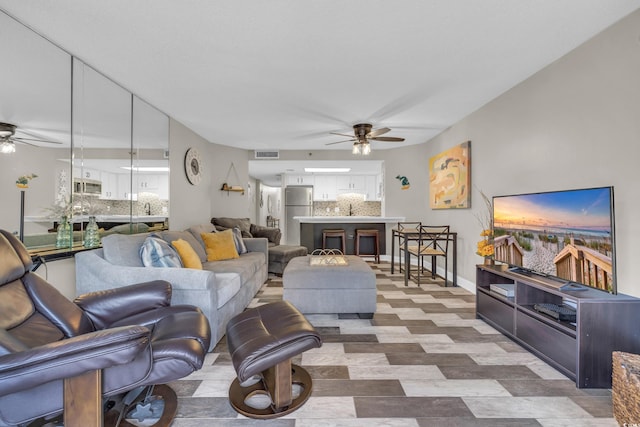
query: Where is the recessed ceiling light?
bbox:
[304,167,351,173]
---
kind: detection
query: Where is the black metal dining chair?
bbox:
[406,225,450,286]
[396,222,422,274]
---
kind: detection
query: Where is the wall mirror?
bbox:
[0,11,170,252]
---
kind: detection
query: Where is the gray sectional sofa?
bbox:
[211,217,308,274]
[75,223,268,349]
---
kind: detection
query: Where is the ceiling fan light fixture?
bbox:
[352,141,371,156]
[0,140,16,154]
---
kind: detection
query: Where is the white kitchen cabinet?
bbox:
[137,175,159,191]
[156,175,169,200]
[117,173,137,200]
[313,175,337,201]
[364,175,378,201]
[100,172,118,200]
[337,175,365,193]
[285,174,314,186]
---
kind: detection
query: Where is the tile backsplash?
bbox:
[314,193,381,216]
[77,192,168,216]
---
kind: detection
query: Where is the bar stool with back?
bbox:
[322,229,346,253]
[407,225,450,286]
[355,229,380,263]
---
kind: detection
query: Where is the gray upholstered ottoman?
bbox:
[269,245,308,275]
[283,255,377,318]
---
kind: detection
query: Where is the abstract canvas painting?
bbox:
[429,141,471,209]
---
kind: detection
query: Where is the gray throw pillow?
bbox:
[159,230,208,263]
[188,223,216,250]
[231,226,248,254]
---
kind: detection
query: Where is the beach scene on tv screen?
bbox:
[493,187,613,292]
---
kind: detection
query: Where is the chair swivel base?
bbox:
[27,384,178,427]
[229,362,313,419]
[103,384,178,427]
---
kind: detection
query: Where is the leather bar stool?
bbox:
[355,229,380,263]
[322,229,346,253]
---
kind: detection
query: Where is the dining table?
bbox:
[390,227,458,287]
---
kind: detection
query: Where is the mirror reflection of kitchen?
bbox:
[1,10,170,250]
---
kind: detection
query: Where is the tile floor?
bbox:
[169,262,616,426]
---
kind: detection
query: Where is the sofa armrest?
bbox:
[0,325,149,396]
[74,280,173,329]
[243,237,268,262]
[250,224,282,245]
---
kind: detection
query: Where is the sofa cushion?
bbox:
[250,224,282,245]
[212,217,252,238]
[171,238,203,270]
[188,223,216,250]
[140,236,183,268]
[202,230,239,261]
[231,227,248,254]
[159,230,207,263]
[102,233,149,267]
[202,252,265,308]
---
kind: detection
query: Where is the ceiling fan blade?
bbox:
[370,136,405,142]
[367,127,391,138]
[13,139,37,147]
[325,139,355,146]
[330,132,355,138]
[13,137,63,145]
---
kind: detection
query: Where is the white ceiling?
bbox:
[1,1,638,157]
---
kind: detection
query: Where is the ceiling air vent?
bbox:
[254,150,279,159]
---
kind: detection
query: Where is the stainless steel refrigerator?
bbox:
[285,185,313,245]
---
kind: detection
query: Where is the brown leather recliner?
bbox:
[0,230,211,426]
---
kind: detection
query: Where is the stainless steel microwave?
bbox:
[73,179,102,195]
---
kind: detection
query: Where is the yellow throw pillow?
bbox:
[201,229,239,261]
[171,238,203,270]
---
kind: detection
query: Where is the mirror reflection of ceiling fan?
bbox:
[326,123,405,155]
[0,122,63,154]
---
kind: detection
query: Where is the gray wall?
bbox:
[168,119,251,231]
[407,10,640,296]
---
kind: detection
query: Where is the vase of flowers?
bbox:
[477,229,495,264]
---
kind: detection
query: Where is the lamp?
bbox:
[0,140,16,154]
[352,141,371,156]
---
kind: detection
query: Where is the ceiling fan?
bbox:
[326,123,405,155]
[0,122,63,153]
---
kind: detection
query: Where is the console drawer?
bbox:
[516,309,576,374]
[477,291,514,334]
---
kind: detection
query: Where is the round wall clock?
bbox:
[184,148,202,185]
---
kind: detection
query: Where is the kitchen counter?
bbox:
[294,216,405,224]
[25,215,167,223]
[294,216,405,254]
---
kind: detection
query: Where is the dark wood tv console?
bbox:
[476,264,640,388]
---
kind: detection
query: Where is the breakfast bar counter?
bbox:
[294,216,405,255]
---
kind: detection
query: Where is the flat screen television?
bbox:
[492,186,616,293]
